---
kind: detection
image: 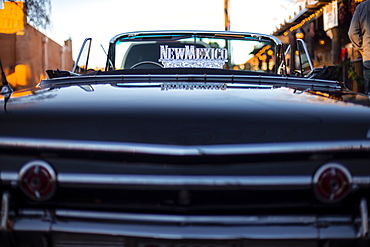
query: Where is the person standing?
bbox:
[348,0,370,95]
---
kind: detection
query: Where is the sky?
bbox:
[45,0,298,69]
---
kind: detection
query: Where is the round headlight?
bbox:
[19,160,56,201]
[313,163,352,203]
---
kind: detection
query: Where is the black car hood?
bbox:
[1,83,370,146]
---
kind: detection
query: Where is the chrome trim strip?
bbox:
[22,219,321,239]
[56,209,351,225]
[360,197,369,238]
[13,218,51,232]
[109,30,283,46]
[1,171,18,182]
[1,191,9,230]
[57,174,311,188]
[0,137,369,156]
[3,170,370,189]
[199,141,370,155]
[0,137,198,156]
[354,177,370,187]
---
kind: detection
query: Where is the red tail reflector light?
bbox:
[19,160,56,201]
[313,163,352,203]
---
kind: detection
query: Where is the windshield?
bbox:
[110,33,280,73]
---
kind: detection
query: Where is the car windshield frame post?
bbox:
[73,38,92,74]
[105,43,116,71]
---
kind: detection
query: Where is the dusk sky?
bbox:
[46,0,298,68]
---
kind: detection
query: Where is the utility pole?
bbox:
[224,0,230,69]
[224,0,230,31]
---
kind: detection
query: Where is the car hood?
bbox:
[1,83,370,146]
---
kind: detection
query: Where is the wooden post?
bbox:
[224,0,230,31]
[331,27,340,65]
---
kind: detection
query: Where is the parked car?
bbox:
[1,31,370,247]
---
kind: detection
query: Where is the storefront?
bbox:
[273,0,365,91]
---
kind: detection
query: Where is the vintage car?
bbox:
[1,31,370,247]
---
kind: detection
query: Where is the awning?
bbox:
[273,0,334,36]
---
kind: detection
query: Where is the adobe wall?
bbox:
[0,33,16,74]
[0,24,73,89]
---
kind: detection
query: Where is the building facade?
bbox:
[0,0,73,89]
[273,0,364,92]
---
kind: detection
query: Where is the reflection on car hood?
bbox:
[0,83,370,146]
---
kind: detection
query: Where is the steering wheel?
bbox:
[130,61,164,69]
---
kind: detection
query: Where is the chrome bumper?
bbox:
[2,208,369,240]
[1,192,370,247]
